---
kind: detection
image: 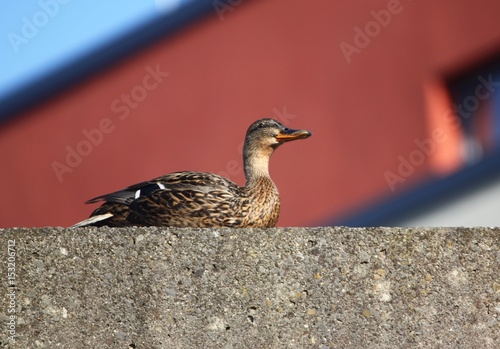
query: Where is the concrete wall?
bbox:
[0,227,498,348]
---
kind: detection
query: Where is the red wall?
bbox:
[2,0,500,227]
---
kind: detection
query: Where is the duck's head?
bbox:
[243,118,312,179]
[245,118,312,150]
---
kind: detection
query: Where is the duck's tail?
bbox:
[71,213,113,228]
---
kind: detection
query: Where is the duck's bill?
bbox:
[275,129,312,142]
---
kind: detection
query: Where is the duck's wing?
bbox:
[127,172,243,227]
[74,172,241,227]
[72,178,169,227]
[85,172,238,204]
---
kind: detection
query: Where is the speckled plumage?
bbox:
[73,118,311,228]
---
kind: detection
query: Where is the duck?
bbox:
[72,118,312,228]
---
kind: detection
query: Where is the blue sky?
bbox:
[0,0,192,99]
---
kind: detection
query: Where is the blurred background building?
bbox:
[1,0,500,227]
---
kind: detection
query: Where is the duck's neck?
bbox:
[243,144,274,184]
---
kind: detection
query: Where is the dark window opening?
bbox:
[446,56,500,165]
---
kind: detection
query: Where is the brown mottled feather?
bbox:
[128,176,280,227]
[72,119,311,228]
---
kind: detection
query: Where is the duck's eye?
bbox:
[258,123,265,129]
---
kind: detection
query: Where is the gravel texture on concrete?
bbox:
[0,227,498,349]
